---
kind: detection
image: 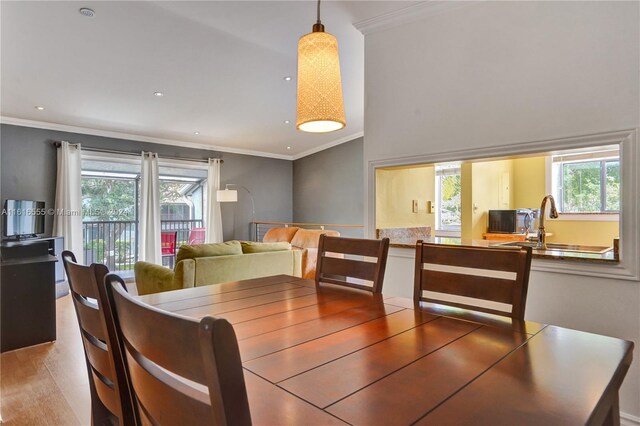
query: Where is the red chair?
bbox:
[161,231,177,268]
[188,227,206,245]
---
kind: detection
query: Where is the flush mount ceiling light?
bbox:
[194,131,200,135]
[283,76,292,81]
[79,8,95,18]
[284,120,291,124]
[35,106,45,111]
[296,0,345,133]
[153,91,164,97]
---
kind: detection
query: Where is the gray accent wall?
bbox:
[1,125,58,237]
[0,124,292,241]
[293,137,364,237]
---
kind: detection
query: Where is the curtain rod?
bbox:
[52,141,223,164]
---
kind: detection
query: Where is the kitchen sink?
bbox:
[492,241,613,254]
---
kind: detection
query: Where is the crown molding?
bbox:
[292,131,364,160]
[0,116,293,160]
[1,116,366,161]
[354,1,479,35]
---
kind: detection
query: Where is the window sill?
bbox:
[555,213,619,222]
[434,230,461,237]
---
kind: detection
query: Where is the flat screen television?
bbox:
[2,200,46,239]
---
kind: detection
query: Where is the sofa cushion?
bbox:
[263,227,300,243]
[176,240,242,263]
[290,229,340,249]
[241,241,291,254]
[193,250,302,286]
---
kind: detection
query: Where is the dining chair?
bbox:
[413,241,533,320]
[188,227,206,245]
[104,273,252,426]
[161,231,178,268]
[315,235,390,293]
[60,251,135,426]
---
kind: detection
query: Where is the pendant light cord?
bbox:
[311,0,325,34]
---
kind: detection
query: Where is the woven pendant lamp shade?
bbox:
[296,30,346,133]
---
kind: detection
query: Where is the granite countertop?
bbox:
[389,237,618,264]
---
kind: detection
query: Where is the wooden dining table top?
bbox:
[138,274,634,426]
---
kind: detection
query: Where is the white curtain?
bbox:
[205,158,223,243]
[53,141,84,263]
[139,152,161,264]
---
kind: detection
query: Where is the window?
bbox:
[80,153,209,272]
[370,129,638,281]
[435,165,461,231]
[157,168,207,262]
[81,159,141,272]
[551,146,620,214]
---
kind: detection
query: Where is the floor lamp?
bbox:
[216,184,257,241]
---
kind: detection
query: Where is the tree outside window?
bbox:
[436,166,461,231]
[82,177,136,221]
[556,158,619,213]
[605,161,620,211]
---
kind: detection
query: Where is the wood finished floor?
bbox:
[1,283,136,426]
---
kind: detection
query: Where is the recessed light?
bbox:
[283,76,292,81]
[287,146,291,150]
[35,106,45,111]
[153,91,164,97]
[284,120,291,124]
[194,131,200,135]
[79,8,95,18]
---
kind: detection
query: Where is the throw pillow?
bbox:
[176,240,243,263]
[263,227,300,243]
[241,241,291,254]
[290,229,340,249]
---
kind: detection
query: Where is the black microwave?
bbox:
[488,209,537,234]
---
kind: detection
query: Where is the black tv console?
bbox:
[1,238,61,352]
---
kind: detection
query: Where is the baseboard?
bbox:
[622,412,640,426]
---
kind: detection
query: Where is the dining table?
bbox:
[138,274,634,426]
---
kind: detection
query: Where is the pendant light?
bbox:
[296,0,346,133]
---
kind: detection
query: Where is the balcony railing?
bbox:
[82,219,203,272]
[83,221,137,272]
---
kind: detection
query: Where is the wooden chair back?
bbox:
[104,273,252,426]
[315,235,390,293]
[60,251,135,425]
[413,242,532,319]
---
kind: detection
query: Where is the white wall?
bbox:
[363,1,639,418]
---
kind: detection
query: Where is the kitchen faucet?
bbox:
[537,195,558,250]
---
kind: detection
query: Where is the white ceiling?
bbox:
[1,1,419,158]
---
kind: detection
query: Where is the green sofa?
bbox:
[134,240,302,295]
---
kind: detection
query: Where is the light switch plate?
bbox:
[412,199,418,213]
